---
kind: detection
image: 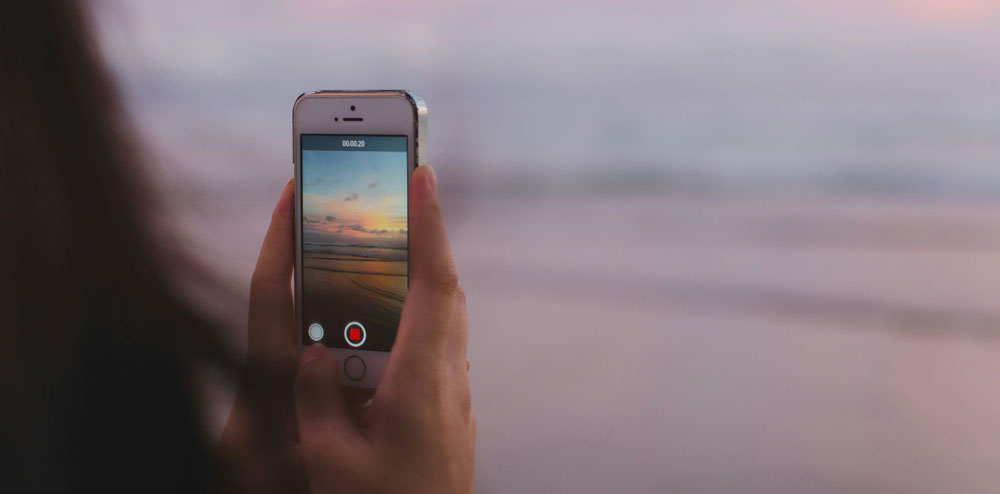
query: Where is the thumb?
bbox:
[293,345,365,475]
[248,177,297,366]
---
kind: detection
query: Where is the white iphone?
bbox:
[292,90,427,388]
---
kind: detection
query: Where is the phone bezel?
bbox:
[292,90,424,388]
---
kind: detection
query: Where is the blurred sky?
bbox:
[95,0,1000,198]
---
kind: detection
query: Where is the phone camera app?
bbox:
[308,323,325,341]
[344,321,366,347]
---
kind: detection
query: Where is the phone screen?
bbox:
[300,134,409,351]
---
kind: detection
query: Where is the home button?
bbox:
[344,355,366,381]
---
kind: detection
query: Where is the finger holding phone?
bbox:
[219,92,473,493]
[295,163,475,494]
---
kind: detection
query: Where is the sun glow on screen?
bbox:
[302,149,408,249]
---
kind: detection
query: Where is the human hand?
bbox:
[294,165,475,493]
[217,177,308,493]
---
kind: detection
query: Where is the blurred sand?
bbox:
[451,192,1000,493]
[179,190,1000,493]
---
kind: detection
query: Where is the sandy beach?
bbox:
[176,189,1000,493]
[447,192,1000,493]
[302,248,406,350]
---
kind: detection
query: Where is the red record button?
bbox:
[344,321,366,347]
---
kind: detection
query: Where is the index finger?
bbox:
[386,165,461,376]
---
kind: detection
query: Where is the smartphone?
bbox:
[293,90,427,388]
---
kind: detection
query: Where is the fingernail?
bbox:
[424,165,437,194]
[300,344,327,366]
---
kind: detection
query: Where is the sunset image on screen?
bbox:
[301,136,408,350]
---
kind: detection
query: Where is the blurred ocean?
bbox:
[96,0,1000,492]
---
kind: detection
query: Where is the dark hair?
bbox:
[0,1,233,491]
